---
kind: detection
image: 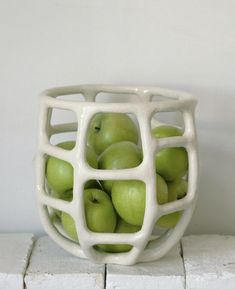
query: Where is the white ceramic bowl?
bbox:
[36,84,198,265]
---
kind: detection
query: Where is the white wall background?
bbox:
[0,0,235,235]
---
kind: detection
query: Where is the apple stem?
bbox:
[92,198,99,203]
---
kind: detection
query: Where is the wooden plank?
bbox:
[106,243,184,289]
[182,235,235,289]
[0,233,34,289]
[24,236,105,289]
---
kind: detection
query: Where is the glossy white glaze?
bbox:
[36,84,198,265]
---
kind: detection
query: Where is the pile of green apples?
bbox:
[46,113,188,253]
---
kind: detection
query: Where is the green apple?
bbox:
[157,212,182,228]
[98,141,142,193]
[97,218,141,253]
[61,211,78,241]
[46,141,98,194]
[152,125,188,181]
[51,181,102,203]
[157,178,188,228]
[51,181,102,218]
[51,189,73,218]
[111,174,168,226]
[86,145,99,169]
[61,188,117,241]
[84,189,117,232]
[46,141,74,194]
[168,178,188,201]
[87,113,139,155]
[84,180,103,190]
[51,189,73,202]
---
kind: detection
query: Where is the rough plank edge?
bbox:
[0,233,35,289]
[22,234,35,289]
[24,236,105,289]
[180,240,186,289]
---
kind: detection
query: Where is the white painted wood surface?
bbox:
[0,234,34,289]
[24,236,105,289]
[1,234,235,289]
[182,235,235,289]
[106,243,184,289]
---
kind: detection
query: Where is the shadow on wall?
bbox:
[186,120,235,235]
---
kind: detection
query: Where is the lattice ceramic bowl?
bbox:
[36,84,198,265]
